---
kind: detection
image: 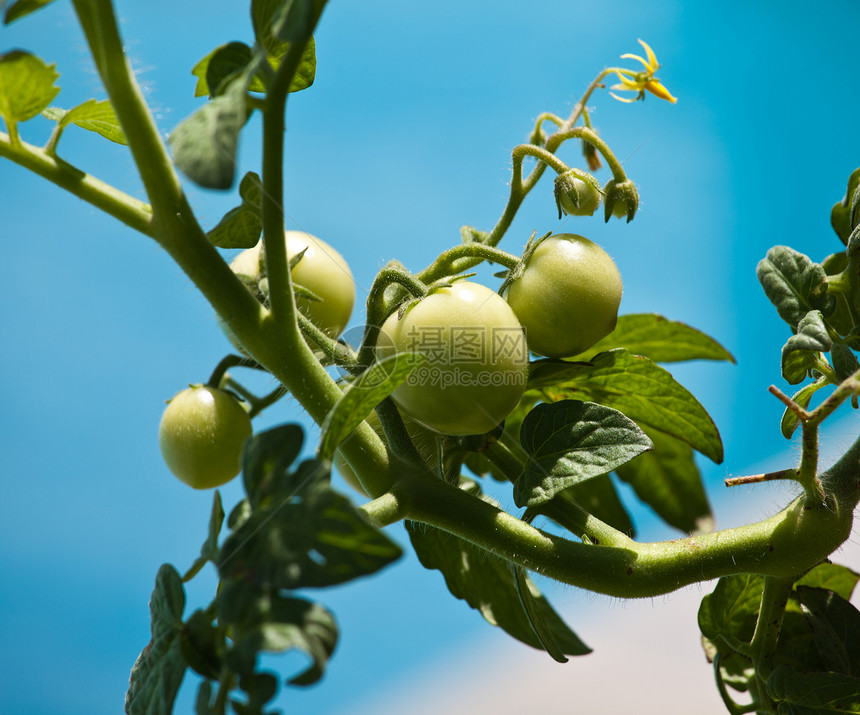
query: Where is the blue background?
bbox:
[2,1,859,713]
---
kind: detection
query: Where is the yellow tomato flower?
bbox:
[610,39,677,104]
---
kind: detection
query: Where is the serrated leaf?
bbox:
[515,399,652,507]
[125,564,188,715]
[0,50,59,124]
[318,352,426,460]
[757,246,835,330]
[796,586,860,677]
[183,491,225,582]
[527,349,724,464]
[207,171,263,249]
[219,580,338,687]
[576,313,735,364]
[169,75,248,190]
[3,0,57,24]
[767,666,860,711]
[781,311,831,385]
[407,482,590,659]
[615,426,712,534]
[50,98,127,144]
[219,460,402,590]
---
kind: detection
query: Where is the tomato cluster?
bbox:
[161,229,622,485]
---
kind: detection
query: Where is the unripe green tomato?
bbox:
[555,172,602,217]
[228,231,355,339]
[505,234,622,358]
[333,409,440,496]
[158,385,252,489]
[378,281,528,436]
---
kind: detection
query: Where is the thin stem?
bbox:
[725,469,794,488]
[748,575,794,708]
[714,654,758,715]
[417,243,520,283]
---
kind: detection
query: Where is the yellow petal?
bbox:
[613,71,645,90]
[645,80,677,103]
[638,39,659,71]
[609,91,639,103]
[620,52,650,71]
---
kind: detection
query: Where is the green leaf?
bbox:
[251,0,317,91]
[615,426,713,534]
[169,75,248,190]
[0,50,59,125]
[767,666,860,712]
[240,424,305,507]
[796,562,860,602]
[219,460,402,590]
[318,352,427,460]
[796,586,860,677]
[831,342,860,382]
[3,0,57,24]
[527,349,724,463]
[781,310,831,385]
[192,42,256,98]
[831,167,860,244]
[125,564,188,715]
[515,399,652,507]
[575,313,735,364]
[207,171,263,249]
[183,491,225,582]
[406,482,590,659]
[219,580,338,687]
[757,246,835,330]
[781,379,827,439]
[43,98,127,145]
[698,573,763,650]
[180,610,224,680]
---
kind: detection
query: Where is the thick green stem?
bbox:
[417,243,520,283]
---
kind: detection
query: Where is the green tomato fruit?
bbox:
[505,233,622,358]
[158,385,252,489]
[554,170,602,217]
[377,281,528,436]
[228,230,355,339]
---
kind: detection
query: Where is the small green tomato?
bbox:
[158,385,252,489]
[377,281,528,436]
[505,234,622,358]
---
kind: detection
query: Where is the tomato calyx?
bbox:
[554,168,603,218]
[603,177,640,223]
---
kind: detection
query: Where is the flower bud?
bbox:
[603,178,639,223]
[554,169,602,218]
[582,139,602,171]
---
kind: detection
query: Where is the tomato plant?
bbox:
[377,281,528,435]
[158,385,252,489]
[505,233,623,358]
[2,3,859,715]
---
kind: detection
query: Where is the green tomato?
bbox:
[229,230,355,338]
[505,233,622,358]
[555,170,602,217]
[377,281,528,436]
[158,385,252,489]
